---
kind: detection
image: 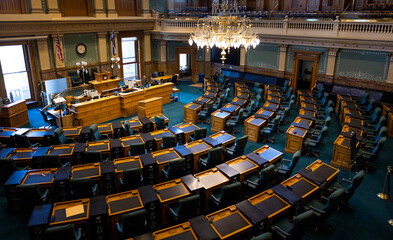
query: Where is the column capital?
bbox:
[97,32,108,38]
[279,44,288,52]
[327,48,339,56]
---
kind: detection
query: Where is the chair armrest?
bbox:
[119,178,124,186]
[277,167,289,173]
[41,189,49,202]
[169,208,179,218]
[309,205,325,214]
[274,225,291,239]
[247,179,258,186]
[282,159,292,164]
[341,178,352,184]
[31,143,39,148]
[211,194,221,204]
[92,184,98,196]
[75,228,82,240]
[116,222,123,233]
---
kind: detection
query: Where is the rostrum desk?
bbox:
[331,135,360,170]
[85,140,110,159]
[301,160,340,188]
[244,117,266,143]
[285,126,307,154]
[153,179,190,225]
[89,78,121,93]
[203,131,236,149]
[253,145,283,167]
[152,148,181,181]
[120,135,145,156]
[171,123,199,143]
[150,129,175,151]
[184,103,203,124]
[226,156,259,183]
[280,174,319,205]
[211,111,231,132]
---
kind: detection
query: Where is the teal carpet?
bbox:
[1,80,393,239]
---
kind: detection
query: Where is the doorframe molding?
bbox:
[291,50,322,92]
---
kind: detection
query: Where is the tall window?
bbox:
[121,37,139,80]
[0,45,31,101]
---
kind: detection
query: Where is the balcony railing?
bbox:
[158,18,393,41]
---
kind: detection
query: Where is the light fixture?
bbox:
[111,57,120,69]
[188,0,260,64]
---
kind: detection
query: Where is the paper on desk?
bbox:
[66,204,84,218]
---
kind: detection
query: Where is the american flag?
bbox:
[56,34,64,62]
[111,30,116,56]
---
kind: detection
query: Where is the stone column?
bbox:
[97,32,108,63]
[387,53,393,84]
[51,34,65,69]
[278,44,288,72]
[95,0,106,17]
[30,0,45,13]
[160,40,167,73]
[47,0,61,16]
[37,37,51,70]
[141,0,150,17]
[144,32,152,62]
[240,47,246,66]
[326,48,339,76]
[107,0,118,18]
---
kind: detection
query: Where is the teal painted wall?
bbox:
[285,45,328,74]
[63,33,99,67]
[150,0,167,13]
[335,49,389,82]
[48,36,55,69]
[197,48,205,61]
[167,41,188,61]
[151,40,161,61]
[246,43,279,70]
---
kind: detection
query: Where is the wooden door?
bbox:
[0,0,27,14]
[291,50,321,92]
[60,0,93,17]
[115,0,140,16]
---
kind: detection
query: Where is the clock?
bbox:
[76,43,87,55]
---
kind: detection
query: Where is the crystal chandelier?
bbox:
[188,0,260,64]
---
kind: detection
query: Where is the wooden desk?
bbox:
[281,174,319,205]
[151,129,175,151]
[153,179,190,225]
[230,98,247,107]
[291,117,313,130]
[0,128,18,143]
[344,116,364,130]
[6,148,35,166]
[172,88,180,102]
[253,145,283,166]
[299,102,317,112]
[341,125,363,140]
[47,144,74,162]
[226,156,258,183]
[244,117,266,143]
[149,114,169,130]
[113,156,143,190]
[151,75,174,84]
[207,132,236,149]
[262,102,279,112]
[256,109,275,121]
[185,140,212,172]
[89,78,121,93]
[206,205,252,240]
[298,96,315,105]
[343,108,363,122]
[221,103,241,116]
[138,97,163,118]
[71,163,101,182]
[236,92,249,100]
[299,109,316,121]
[47,109,74,127]
[211,110,231,132]
[306,159,340,185]
[24,129,48,142]
[106,189,144,239]
[85,140,110,159]
[184,103,203,124]
[173,123,199,142]
[0,100,29,127]
[153,222,197,240]
[153,148,181,181]
[194,168,229,210]
[123,119,143,134]
[63,127,82,140]
[49,198,90,236]
[331,135,359,170]
[194,97,212,108]
[97,123,113,136]
[21,169,56,189]
[267,96,281,104]
[120,135,145,156]
[285,126,307,154]
[248,189,290,225]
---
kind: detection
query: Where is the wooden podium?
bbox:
[138,97,163,118]
[94,71,111,82]
[0,100,29,127]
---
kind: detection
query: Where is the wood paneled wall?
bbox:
[0,0,27,14]
[60,0,93,17]
[115,0,140,16]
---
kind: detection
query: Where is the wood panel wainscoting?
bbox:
[59,0,93,17]
[115,0,140,16]
[0,0,27,14]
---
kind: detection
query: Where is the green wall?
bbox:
[335,49,389,82]
[197,48,205,61]
[246,43,279,70]
[285,45,328,74]
[151,40,161,61]
[63,33,99,67]
[150,0,167,13]
[167,41,188,61]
